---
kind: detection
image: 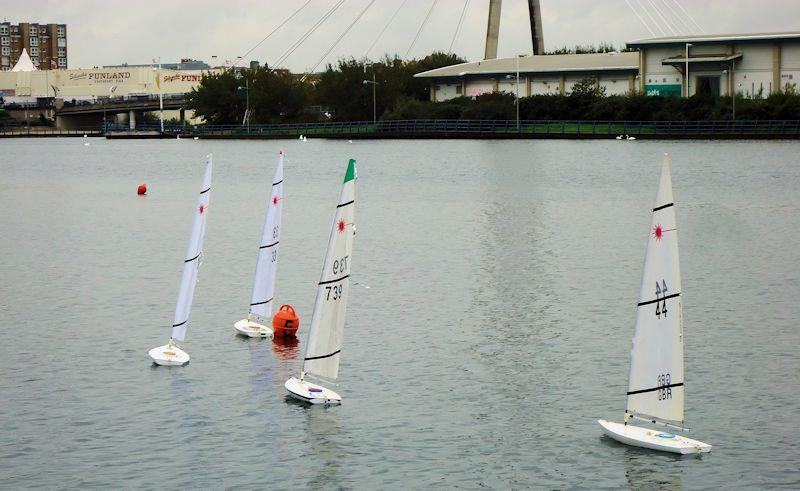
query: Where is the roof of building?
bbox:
[11,48,36,72]
[627,32,800,47]
[414,52,639,79]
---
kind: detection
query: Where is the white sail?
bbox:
[302,159,356,380]
[626,154,684,425]
[171,155,212,342]
[249,151,284,319]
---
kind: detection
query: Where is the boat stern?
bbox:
[285,376,341,405]
[234,318,274,339]
[148,343,190,366]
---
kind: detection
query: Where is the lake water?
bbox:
[0,137,798,489]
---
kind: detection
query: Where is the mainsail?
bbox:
[303,159,356,380]
[171,155,212,342]
[626,154,684,425]
[249,151,284,319]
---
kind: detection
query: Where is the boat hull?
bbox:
[285,376,341,405]
[234,318,273,338]
[598,419,711,454]
[149,343,190,366]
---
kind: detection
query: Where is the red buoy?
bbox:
[273,304,300,338]
[137,183,147,195]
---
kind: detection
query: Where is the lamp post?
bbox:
[362,68,378,125]
[685,43,692,98]
[504,55,523,132]
[237,78,250,134]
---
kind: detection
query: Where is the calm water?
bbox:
[0,137,798,489]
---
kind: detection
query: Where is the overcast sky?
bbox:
[2,0,799,70]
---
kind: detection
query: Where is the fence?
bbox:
[88,119,800,139]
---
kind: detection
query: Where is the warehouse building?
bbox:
[627,32,800,97]
[414,52,640,102]
[416,32,800,102]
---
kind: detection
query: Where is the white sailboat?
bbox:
[149,155,213,366]
[285,158,356,405]
[599,154,711,454]
[234,150,285,338]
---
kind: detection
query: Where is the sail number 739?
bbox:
[332,256,349,275]
[325,284,344,301]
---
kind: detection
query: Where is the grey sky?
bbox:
[2,0,799,70]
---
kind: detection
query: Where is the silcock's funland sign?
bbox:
[68,71,131,83]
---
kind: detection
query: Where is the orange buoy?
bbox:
[137,183,147,195]
[273,304,300,338]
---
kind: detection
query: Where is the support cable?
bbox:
[635,0,666,36]
[671,0,705,34]
[302,0,377,80]
[658,0,693,34]
[624,0,656,37]
[365,0,409,58]
[230,0,313,70]
[448,0,470,54]
[405,0,438,59]
[270,0,347,71]
[645,0,678,35]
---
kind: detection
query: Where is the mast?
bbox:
[249,151,284,320]
[625,154,684,426]
[171,155,212,343]
[301,159,356,381]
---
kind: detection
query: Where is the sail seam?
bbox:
[184,252,201,263]
[652,202,673,211]
[272,179,283,186]
[250,297,274,307]
[259,240,279,249]
[638,292,680,306]
[172,320,187,328]
[627,382,683,395]
[319,274,349,285]
[199,187,211,195]
[305,349,341,361]
[337,199,354,208]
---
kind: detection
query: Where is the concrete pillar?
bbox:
[639,50,647,92]
[430,82,436,102]
[773,43,782,93]
[559,75,565,95]
[527,0,545,55]
[484,0,502,60]
[524,76,531,97]
[492,78,499,93]
[628,73,635,94]
[129,109,136,130]
[179,108,185,123]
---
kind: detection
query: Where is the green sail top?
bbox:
[344,159,356,183]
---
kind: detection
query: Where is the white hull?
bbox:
[285,376,341,405]
[598,419,711,454]
[148,343,190,366]
[233,318,274,339]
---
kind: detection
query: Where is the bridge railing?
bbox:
[102,119,800,137]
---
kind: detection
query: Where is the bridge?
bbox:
[53,95,189,129]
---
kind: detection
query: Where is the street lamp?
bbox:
[362,69,378,125]
[722,68,736,120]
[685,43,693,98]
[237,78,250,134]
[505,55,523,132]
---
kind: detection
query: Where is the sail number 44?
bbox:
[654,280,668,319]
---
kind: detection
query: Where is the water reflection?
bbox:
[282,400,345,487]
[272,336,300,361]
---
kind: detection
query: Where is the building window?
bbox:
[30,47,38,56]
[57,27,65,37]
[1,46,8,55]
[58,57,66,67]
[57,38,66,47]
[0,26,7,35]
[1,56,8,65]
[1,37,8,46]
[30,36,38,46]
[58,48,65,57]
[456,85,462,95]
[41,27,48,35]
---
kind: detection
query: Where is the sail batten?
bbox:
[171,155,213,342]
[249,152,284,319]
[302,159,356,381]
[626,154,685,424]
